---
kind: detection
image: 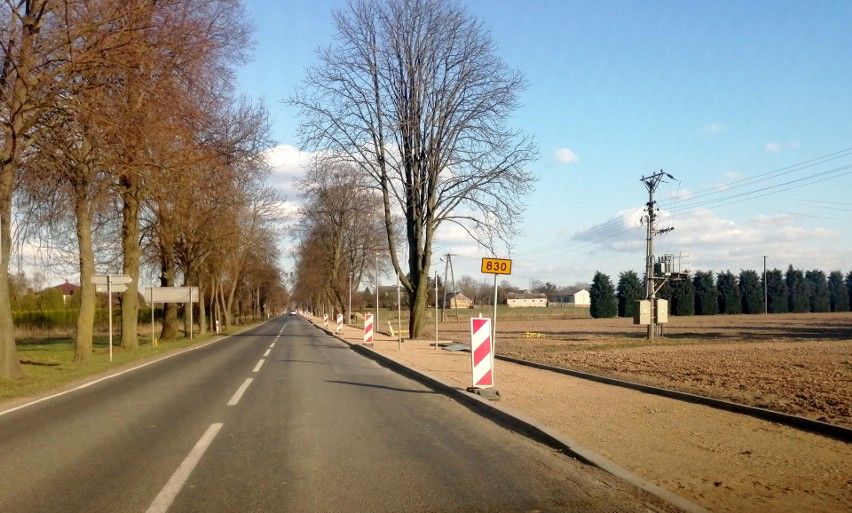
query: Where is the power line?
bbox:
[508,148,852,261]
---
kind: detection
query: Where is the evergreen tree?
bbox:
[716,270,741,314]
[693,271,718,315]
[785,265,810,313]
[739,269,764,314]
[589,271,617,318]
[828,270,849,312]
[669,276,695,316]
[846,271,852,312]
[764,268,787,313]
[805,270,830,312]
[616,270,643,318]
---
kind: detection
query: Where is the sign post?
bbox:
[144,287,200,343]
[92,274,132,362]
[478,257,511,399]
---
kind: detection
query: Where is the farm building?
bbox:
[569,289,590,306]
[550,288,591,307]
[442,292,473,309]
[506,292,547,307]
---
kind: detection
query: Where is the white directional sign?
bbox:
[91,274,133,285]
[95,283,127,293]
[89,274,131,363]
[143,287,199,305]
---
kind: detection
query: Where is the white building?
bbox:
[506,292,547,307]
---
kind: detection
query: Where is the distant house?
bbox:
[569,289,591,306]
[442,292,472,309]
[52,280,80,304]
[506,292,547,307]
[550,288,591,307]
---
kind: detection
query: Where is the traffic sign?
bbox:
[95,283,127,293]
[91,274,133,285]
[480,258,511,275]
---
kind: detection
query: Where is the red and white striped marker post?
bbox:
[470,317,494,389]
[323,314,328,329]
[336,313,343,333]
[363,313,374,345]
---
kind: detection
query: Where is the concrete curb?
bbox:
[317,324,711,513]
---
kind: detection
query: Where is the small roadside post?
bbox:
[92,274,133,362]
[474,257,512,400]
[363,313,374,345]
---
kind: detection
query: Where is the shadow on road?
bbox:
[325,380,437,394]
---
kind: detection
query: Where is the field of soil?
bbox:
[424,312,852,429]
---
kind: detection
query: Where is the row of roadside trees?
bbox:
[589,266,852,318]
[1,1,286,379]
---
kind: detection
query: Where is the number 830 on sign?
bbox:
[481,257,512,275]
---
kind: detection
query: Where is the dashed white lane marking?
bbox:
[269,342,275,348]
[145,423,223,513]
[263,348,272,357]
[252,359,265,373]
[227,378,253,406]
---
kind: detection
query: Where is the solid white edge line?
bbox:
[252,359,265,373]
[145,423,223,513]
[0,339,216,418]
[1,318,287,418]
[227,378,253,406]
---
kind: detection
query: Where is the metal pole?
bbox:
[435,271,438,349]
[189,288,193,340]
[151,288,155,347]
[492,273,498,387]
[375,254,379,334]
[396,272,402,351]
[348,271,352,325]
[108,275,113,362]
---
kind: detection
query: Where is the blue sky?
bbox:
[237,0,852,289]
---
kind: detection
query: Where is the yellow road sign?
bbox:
[481,257,512,275]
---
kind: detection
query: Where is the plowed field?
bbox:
[426,312,852,428]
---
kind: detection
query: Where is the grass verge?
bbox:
[1,323,263,405]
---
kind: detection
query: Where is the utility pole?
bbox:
[441,255,449,322]
[641,170,675,340]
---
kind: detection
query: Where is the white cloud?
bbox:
[703,123,726,134]
[765,142,782,152]
[265,144,314,199]
[554,147,579,165]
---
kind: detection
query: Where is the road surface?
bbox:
[0,315,675,512]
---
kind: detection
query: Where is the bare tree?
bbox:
[100,0,251,349]
[292,0,537,337]
[0,0,114,377]
[297,161,385,317]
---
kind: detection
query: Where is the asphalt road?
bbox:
[0,315,674,513]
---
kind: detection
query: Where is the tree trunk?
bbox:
[0,190,21,378]
[120,175,140,350]
[197,280,207,335]
[74,185,96,362]
[159,252,178,341]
